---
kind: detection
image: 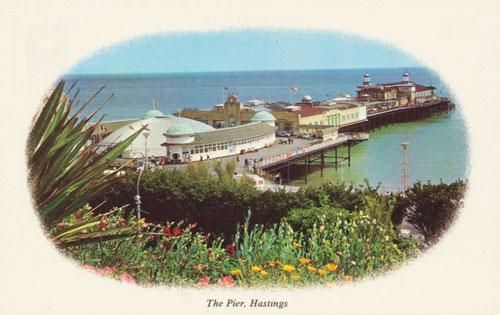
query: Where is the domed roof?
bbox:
[251,111,276,121]
[165,124,195,136]
[302,95,313,102]
[143,109,165,118]
[364,72,370,77]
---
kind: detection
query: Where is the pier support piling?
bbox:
[348,145,351,167]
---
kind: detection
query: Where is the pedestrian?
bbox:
[207,155,210,160]
[237,156,240,162]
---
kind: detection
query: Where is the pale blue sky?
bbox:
[68,30,421,74]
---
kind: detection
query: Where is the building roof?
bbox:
[251,111,276,121]
[165,124,195,136]
[415,84,435,92]
[296,104,326,117]
[142,109,165,118]
[188,122,276,145]
[97,115,215,156]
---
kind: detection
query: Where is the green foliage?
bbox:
[211,158,237,181]
[65,209,419,287]
[393,180,467,244]
[281,205,419,278]
[26,81,145,246]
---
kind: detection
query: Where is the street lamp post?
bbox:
[400,142,410,192]
[134,152,146,220]
[143,130,150,170]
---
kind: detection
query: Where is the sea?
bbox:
[61,67,469,189]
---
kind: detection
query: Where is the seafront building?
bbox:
[179,94,367,135]
[96,109,276,163]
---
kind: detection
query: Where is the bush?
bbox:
[393,180,467,244]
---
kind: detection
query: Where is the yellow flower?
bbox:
[345,275,353,282]
[283,265,296,273]
[252,266,262,272]
[269,261,277,267]
[231,269,242,276]
[293,242,301,248]
[299,258,309,265]
[325,263,338,272]
[307,266,317,273]
[276,260,282,265]
[317,269,327,276]
[291,275,300,281]
[260,270,268,276]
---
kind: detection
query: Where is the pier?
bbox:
[339,98,454,133]
[255,132,369,184]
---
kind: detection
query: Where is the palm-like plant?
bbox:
[27,80,145,246]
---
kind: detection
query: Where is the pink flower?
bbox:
[97,267,117,276]
[217,276,235,287]
[198,276,210,287]
[192,222,198,228]
[173,228,182,236]
[365,245,371,251]
[150,234,155,241]
[119,272,135,283]
[83,265,96,273]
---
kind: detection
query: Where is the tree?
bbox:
[398,180,467,244]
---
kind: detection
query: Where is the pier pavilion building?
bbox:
[356,71,438,105]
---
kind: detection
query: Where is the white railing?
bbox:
[256,132,369,168]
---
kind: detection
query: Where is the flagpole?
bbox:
[222,87,225,104]
[290,89,293,104]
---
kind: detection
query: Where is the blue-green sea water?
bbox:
[61,67,468,188]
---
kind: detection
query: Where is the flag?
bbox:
[100,125,108,133]
[338,92,343,96]
[291,87,298,91]
[223,86,229,90]
[141,124,150,131]
[154,100,160,109]
[129,125,135,131]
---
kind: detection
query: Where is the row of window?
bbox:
[188,135,268,155]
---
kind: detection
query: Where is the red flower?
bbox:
[217,254,222,261]
[310,259,316,265]
[163,227,172,237]
[99,221,106,230]
[150,235,155,241]
[226,244,235,255]
[103,214,108,221]
[205,234,210,241]
[74,213,82,219]
[173,228,181,236]
[198,276,210,287]
[163,241,171,250]
[183,259,189,265]
[119,219,126,227]
[192,222,198,228]
[365,245,371,251]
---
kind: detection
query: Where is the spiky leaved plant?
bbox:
[27,80,145,247]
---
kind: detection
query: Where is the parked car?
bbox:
[300,133,312,139]
[276,130,292,137]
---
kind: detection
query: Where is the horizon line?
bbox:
[64,65,424,76]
